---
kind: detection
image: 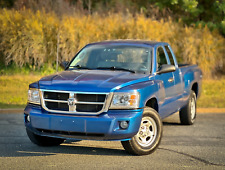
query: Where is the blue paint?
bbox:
[25,40,202,141]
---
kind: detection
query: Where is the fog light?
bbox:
[119,121,129,129]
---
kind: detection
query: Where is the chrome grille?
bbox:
[40,90,112,115]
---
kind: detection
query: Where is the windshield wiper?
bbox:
[69,65,92,70]
[97,66,136,73]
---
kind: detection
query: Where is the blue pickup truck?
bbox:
[24,40,202,155]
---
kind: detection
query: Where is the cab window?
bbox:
[156,46,168,70]
[165,46,175,66]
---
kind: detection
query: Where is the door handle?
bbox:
[168,77,174,83]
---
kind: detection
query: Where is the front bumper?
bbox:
[24,104,143,141]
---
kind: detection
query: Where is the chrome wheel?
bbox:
[190,97,196,120]
[121,108,162,155]
[135,117,157,147]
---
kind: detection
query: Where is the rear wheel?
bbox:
[121,107,163,155]
[26,128,64,146]
[179,90,197,125]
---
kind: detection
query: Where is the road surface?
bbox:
[0,112,224,169]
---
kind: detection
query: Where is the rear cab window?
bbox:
[164,45,175,66]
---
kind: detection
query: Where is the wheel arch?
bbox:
[145,97,159,112]
[191,82,198,98]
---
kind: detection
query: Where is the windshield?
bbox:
[68,44,152,74]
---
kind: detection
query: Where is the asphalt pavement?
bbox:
[0,112,224,170]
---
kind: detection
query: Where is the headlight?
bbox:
[28,88,40,104]
[110,92,140,109]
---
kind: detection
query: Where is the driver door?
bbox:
[154,46,176,118]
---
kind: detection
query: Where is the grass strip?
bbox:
[0,75,224,108]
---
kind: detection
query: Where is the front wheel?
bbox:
[26,128,65,146]
[121,107,163,155]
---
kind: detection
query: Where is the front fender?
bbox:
[117,80,165,109]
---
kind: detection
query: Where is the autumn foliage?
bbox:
[0,9,224,78]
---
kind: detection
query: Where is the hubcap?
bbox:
[135,117,157,147]
[190,97,196,120]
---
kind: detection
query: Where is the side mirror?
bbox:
[60,61,69,70]
[157,64,176,74]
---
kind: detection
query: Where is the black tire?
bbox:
[121,107,163,155]
[179,90,197,125]
[26,128,64,146]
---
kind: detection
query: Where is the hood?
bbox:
[38,70,148,92]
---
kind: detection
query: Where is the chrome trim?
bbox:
[44,99,104,105]
[102,92,113,112]
[75,101,105,105]
[168,77,174,83]
[40,89,113,115]
[44,99,68,103]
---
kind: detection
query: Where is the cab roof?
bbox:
[87,40,168,47]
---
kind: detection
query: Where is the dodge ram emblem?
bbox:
[68,95,77,112]
[68,98,76,105]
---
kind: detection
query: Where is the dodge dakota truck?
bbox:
[24,40,202,155]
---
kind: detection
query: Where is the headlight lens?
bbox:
[110,92,140,109]
[28,88,40,104]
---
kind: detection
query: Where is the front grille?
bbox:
[40,90,109,114]
[76,94,105,102]
[76,104,103,112]
[45,101,69,111]
[44,92,69,100]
